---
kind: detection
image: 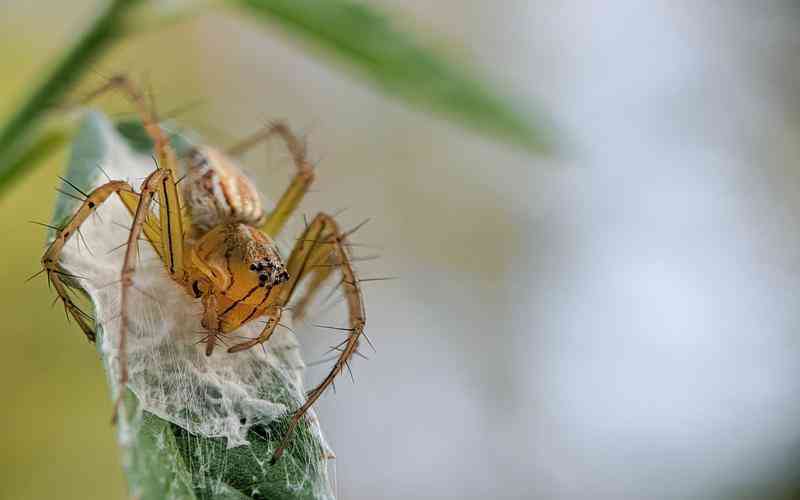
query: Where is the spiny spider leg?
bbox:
[116,191,164,260]
[41,180,135,342]
[290,248,336,322]
[226,121,315,238]
[226,305,284,354]
[75,75,175,172]
[115,169,170,421]
[290,218,374,322]
[242,213,366,464]
[73,75,187,279]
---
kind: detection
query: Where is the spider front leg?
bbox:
[227,213,366,464]
[41,170,176,421]
[113,169,171,420]
[42,180,135,341]
[226,122,315,238]
[288,259,335,323]
[226,304,284,354]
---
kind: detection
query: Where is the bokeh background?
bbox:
[3,1,800,499]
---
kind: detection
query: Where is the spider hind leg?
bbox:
[224,212,367,464]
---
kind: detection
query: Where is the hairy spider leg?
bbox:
[63,76,193,420]
[40,171,170,422]
[116,191,164,261]
[75,75,186,280]
[116,169,171,420]
[41,180,135,341]
[226,213,366,464]
[289,249,337,322]
[225,121,315,238]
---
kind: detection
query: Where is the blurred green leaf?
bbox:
[229,0,555,153]
[0,0,142,194]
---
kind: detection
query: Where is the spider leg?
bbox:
[277,214,366,464]
[72,75,176,172]
[114,169,169,420]
[286,217,376,322]
[42,180,135,341]
[201,290,222,356]
[228,213,366,464]
[73,75,187,280]
[116,191,164,260]
[227,305,283,354]
[287,243,338,322]
[226,122,315,238]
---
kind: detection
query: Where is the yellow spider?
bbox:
[40,76,367,463]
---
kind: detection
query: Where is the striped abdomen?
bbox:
[182,146,264,234]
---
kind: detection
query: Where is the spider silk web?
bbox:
[52,113,335,499]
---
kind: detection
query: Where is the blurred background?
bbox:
[3,1,800,499]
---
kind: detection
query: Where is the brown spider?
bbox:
[40,76,366,463]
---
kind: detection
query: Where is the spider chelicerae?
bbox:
[40,76,367,463]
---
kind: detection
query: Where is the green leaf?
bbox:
[0,0,142,195]
[229,0,556,153]
[50,112,333,500]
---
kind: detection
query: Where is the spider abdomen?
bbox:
[183,146,264,233]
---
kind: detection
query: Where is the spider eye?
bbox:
[279,271,289,282]
[249,263,258,271]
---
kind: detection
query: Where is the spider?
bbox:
[40,76,367,464]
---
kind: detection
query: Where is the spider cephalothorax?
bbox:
[41,76,366,463]
[190,222,291,336]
